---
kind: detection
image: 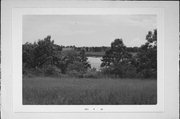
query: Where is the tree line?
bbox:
[53,45,139,53]
[23,29,157,79]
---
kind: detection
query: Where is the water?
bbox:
[87,57,102,71]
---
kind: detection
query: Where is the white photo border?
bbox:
[12,8,164,113]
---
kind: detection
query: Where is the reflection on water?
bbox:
[87,57,102,71]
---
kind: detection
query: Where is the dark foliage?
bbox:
[101,30,157,79]
[23,36,90,76]
[101,38,133,78]
[135,29,157,78]
[23,29,157,79]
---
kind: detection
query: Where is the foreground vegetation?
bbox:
[23,77,157,105]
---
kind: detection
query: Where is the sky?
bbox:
[23,15,156,47]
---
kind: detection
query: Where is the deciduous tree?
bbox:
[101,38,132,77]
[136,29,157,78]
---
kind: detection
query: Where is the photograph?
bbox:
[22,15,157,105]
[2,0,179,118]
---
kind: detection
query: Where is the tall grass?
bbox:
[23,77,157,105]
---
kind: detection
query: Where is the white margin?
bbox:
[12,8,164,113]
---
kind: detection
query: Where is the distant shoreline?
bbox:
[85,51,105,57]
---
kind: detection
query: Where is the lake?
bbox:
[87,57,102,71]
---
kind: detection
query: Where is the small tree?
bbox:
[79,49,91,69]
[23,35,63,75]
[101,38,132,77]
[58,50,79,74]
[33,35,55,68]
[23,42,37,69]
[67,61,87,78]
[136,29,157,78]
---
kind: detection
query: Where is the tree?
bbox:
[33,35,55,68]
[136,29,157,78]
[78,49,91,69]
[65,49,91,77]
[101,38,132,77]
[23,42,37,69]
[23,35,90,76]
[23,35,63,75]
[58,50,79,74]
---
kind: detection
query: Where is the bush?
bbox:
[23,65,62,77]
[66,61,87,78]
[23,68,41,78]
[43,65,61,76]
[138,69,157,79]
[100,64,141,79]
[84,68,100,78]
[67,70,83,78]
[123,65,140,78]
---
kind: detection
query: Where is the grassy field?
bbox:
[23,77,157,105]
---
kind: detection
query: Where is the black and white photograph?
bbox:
[1,0,179,119]
[22,15,157,105]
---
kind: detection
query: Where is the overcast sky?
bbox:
[23,15,156,47]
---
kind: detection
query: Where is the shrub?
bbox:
[123,65,140,78]
[43,65,61,76]
[23,68,40,78]
[138,69,157,79]
[100,64,140,79]
[66,61,87,78]
[84,68,99,78]
[67,70,83,78]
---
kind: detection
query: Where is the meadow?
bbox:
[23,77,157,105]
